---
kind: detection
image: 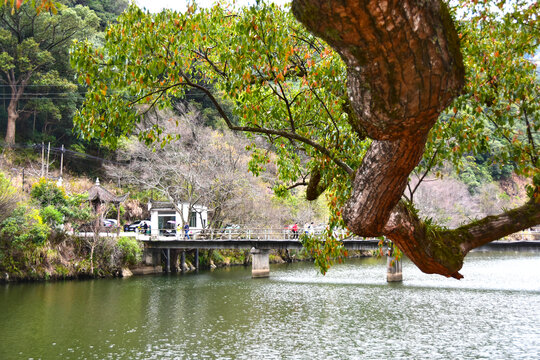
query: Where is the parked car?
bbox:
[124,220,151,232]
[103,219,118,227]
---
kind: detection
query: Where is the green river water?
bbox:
[1,251,539,359]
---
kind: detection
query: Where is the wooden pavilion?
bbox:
[87,178,128,229]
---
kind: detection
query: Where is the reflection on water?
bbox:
[1,252,539,359]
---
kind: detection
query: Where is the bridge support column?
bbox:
[170,250,180,273]
[195,249,199,271]
[152,250,161,268]
[180,251,186,272]
[143,248,153,265]
[166,248,171,273]
[386,255,402,282]
[251,248,270,278]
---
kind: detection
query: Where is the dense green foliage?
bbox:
[71,1,538,208]
[0,1,100,143]
[70,0,539,273]
[0,0,129,175]
[0,198,51,277]
[116,236,142,266]
[0,172,18,223]
[64,0,128,29]
[30,178,93,227]
[420,1,540,189]
[1,205,50,247]
[31,178,68,207]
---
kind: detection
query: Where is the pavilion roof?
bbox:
[87,178,128,204]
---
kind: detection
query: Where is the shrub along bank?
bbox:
[0,174,144,282]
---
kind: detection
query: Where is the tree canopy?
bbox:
[71,0,539,278]
[0,0,99,144]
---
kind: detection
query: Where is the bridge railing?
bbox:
[136,227,355,241]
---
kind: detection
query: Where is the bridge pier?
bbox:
[166,248,171,273]
[195,249,199,271]
[143,248,153,265]
[251,248,270,278]
[386,255,402,282]
[153,250,161,269]
[180,251,186,272]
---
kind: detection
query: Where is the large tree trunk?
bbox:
[5,93,19,145]
[4,80,26,145]
[292,0,540,277]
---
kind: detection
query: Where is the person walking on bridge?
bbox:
[184,223,190,239]
[292,223,298,239]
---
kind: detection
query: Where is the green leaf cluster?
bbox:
[116,236,142,266]
[419,0,539,194]
[0,205,50,247]
[300,231,348,275]
[30,178,67,207]
[0,172,19,223]
[71,2,366,208]
[30,178,92,227]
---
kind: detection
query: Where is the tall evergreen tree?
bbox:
[0,2,99,145]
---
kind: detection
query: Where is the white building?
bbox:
[148,201,208,237]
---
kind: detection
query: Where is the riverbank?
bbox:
[0,234,141,283]
[4,237,540,283]
[0,235,374,283]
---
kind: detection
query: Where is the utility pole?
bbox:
[40,142,44,178]
[46,142,50,178]
[60,144,64,178]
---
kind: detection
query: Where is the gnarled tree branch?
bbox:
[384,199,540,279]
[306,167,328,200]
[289,0,539,278]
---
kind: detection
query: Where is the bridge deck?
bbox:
[76,227,540,252]
[134,228,380,250]
[141,237,382,250]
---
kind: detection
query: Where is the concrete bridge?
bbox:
[135,228,403,281]
[77,226,540,281]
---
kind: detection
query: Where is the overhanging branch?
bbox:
[178,72,354,176]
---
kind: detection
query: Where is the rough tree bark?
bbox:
[292,0,540,278]
[4,81,25,145]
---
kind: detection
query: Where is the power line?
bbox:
[0,97,80,100]
[0,84,81,87]
[0,142,126,165]
[0,93,207,98]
